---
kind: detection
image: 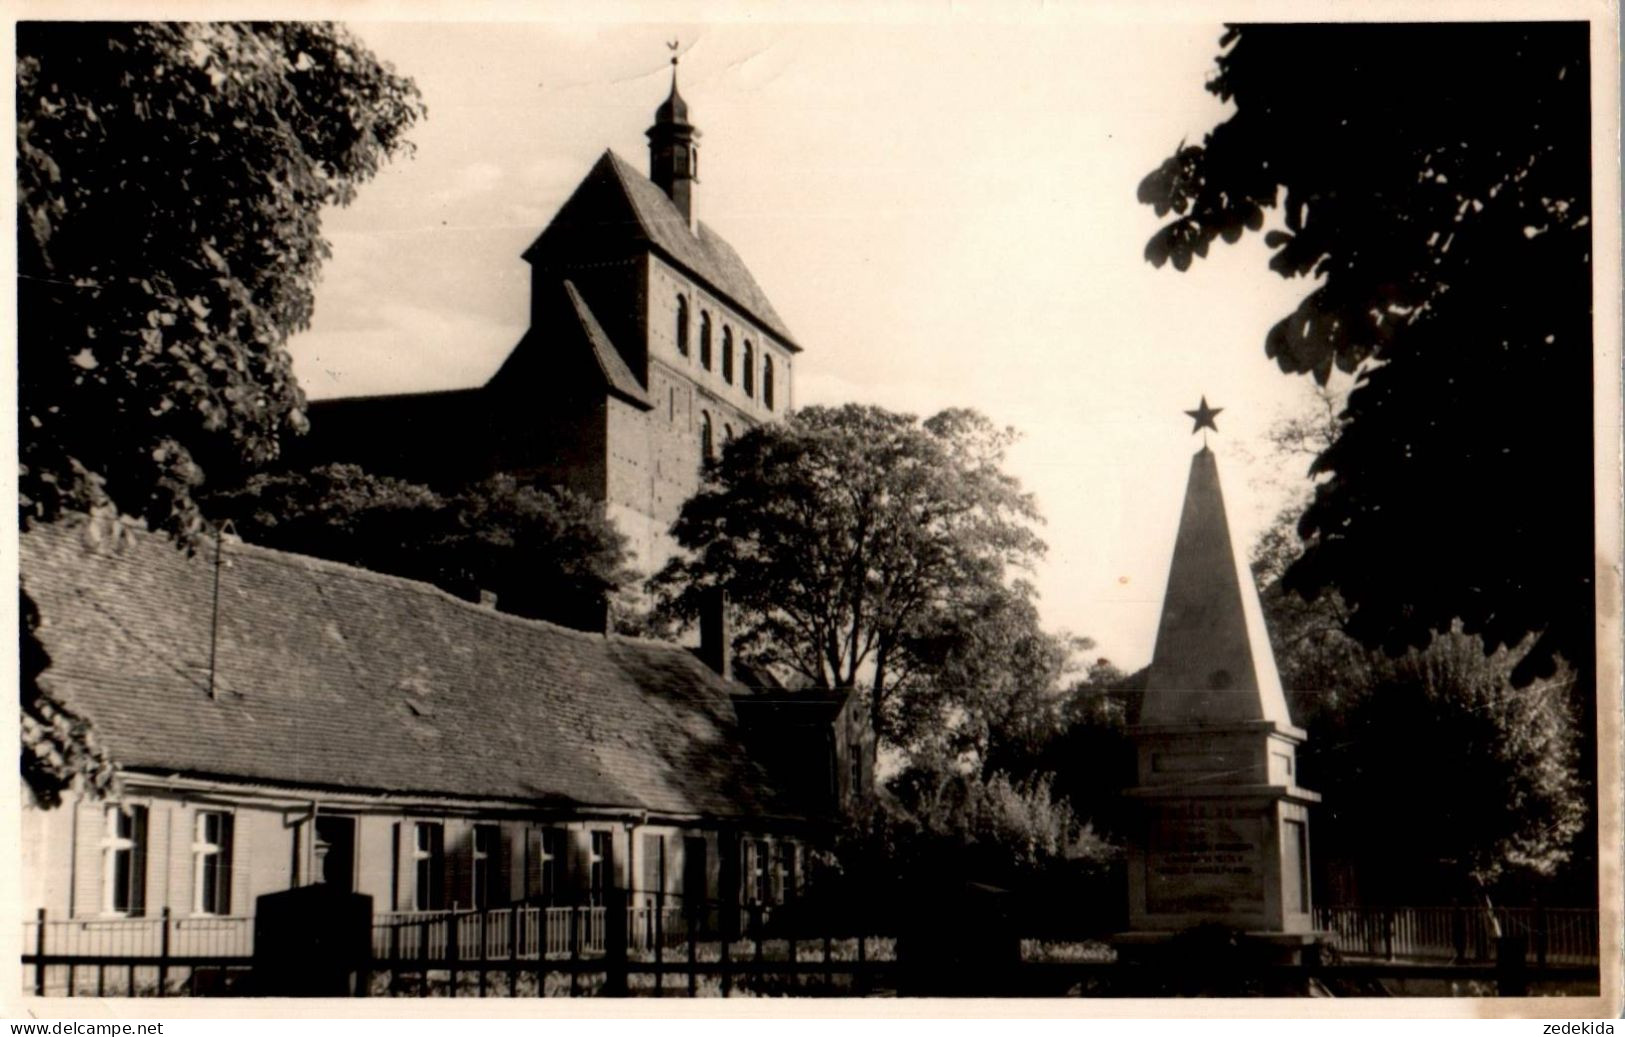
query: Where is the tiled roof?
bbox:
[526,150,800,351]
[561,280,651,407]
[21,522,808,823]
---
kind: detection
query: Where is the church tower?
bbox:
[299,58,798,588]
[1119,399,1323,958]
[646,57,700,224]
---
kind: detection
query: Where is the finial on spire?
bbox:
[667,37,680,69]
[1185,395,1223,436]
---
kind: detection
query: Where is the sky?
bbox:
[288,11,1332,671]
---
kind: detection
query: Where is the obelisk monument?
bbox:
[1119,398,1321,957]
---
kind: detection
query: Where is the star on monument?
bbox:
[1185,396,1223,435]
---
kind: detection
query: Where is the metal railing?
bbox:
[22,911,255,958]
[1315,905,1599,965]
[370,898,705,963]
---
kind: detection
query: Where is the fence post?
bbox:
[509,907,520,997]
[157,907,171,996]
[603,888,629,996]
[753,903,764,968]
[569,906,580,998]
[389,918,400,995]
[823,932,833,993]
[787,917,796,995]
[857,933,867,997]
[1383,908,1395,961]
[1497,932,1530,996]
[1535,902,1549,969]
[720,908,732,998]
[418,917,430,997]
[33,907,45,997]
[1453,905,1467,962]
[687,901,698,998]
[448,912,460,998]
[653,890,664,998]
[477,911,488,998]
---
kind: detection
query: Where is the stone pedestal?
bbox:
[1123,721,1320,938]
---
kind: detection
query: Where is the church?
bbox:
[296,65,800,572]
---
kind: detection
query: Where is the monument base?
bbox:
[1112,929,1327,965]
[1109,929,1332,997]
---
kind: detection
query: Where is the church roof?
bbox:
[526,150,800,351]
[561,279,652,407]
[1139,446,1295,729]
[21,521,816,823]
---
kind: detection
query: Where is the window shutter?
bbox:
[499,826,516,906]
[641,834,662,894]
[128,806,148,917]
[527,830,541,901]
[391,823,403,912]
[218,813,235,914]
[430,824,447,911]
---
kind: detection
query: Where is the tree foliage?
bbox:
[18,22,422,806]
[651,404,1046,744]
[1139,23,1592,684]
[1254,510,1588,896]
[813,769,1117,934]
[894,582,1080,770]
[206,464,633,629]
[20,586,118,808]
[18,22,424,541]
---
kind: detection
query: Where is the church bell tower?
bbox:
[647,53,700,224]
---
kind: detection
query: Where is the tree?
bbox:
[18,22,424,541]
[1028,658,1144,842]
[18,22,423,806]
[206,465,632,629]
[205,463,444,577]
[815,767,1117,935]
[894,581,1080,771]
[443,473,635,628]
[651,404,1046,744]
[1253,507,1588,900]
[1139,23,1592,685]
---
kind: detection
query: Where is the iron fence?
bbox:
[1315,905,1599,966]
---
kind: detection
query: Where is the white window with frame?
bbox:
[412,822,445,911]
[749,839,770,905]
[589,830,611,906]
[774,841,794,904]
[102,804,148,917]
[472,824,501,909]
[532,827,562,904]
[192,810,234,916]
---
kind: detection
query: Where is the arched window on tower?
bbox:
[724,422,734,443]
[742,341,755,397]
[675,295,690,357]
[763,356,776,411]
[722,328,734,384]
[700,312,713,370]
[700,410,714,462]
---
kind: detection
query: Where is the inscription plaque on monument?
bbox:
[1145,802,1265,915]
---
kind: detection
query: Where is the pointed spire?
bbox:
[648,41,700,224]
[1139,444,1294,729]
[656,42,689,125]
